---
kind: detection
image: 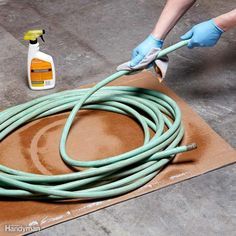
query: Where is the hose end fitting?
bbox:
[186,143,197,151]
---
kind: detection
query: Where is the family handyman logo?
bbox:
[4,224,40,233]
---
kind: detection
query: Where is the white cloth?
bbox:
[116,48,169,81]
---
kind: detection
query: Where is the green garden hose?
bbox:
[0,40,196,200]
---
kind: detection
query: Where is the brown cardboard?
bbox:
[0,71,235,235]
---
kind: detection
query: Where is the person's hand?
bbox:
[181,19,224,49]
[130,34,163,67]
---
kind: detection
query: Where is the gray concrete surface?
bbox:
[0,0,235,235]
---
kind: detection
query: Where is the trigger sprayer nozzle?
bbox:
[24,29,45,43]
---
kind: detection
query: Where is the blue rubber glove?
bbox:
[130,34,163,67]
[181,19,224,49]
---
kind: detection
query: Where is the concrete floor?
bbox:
[0,0,235,235]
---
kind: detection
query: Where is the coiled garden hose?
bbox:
[0,40,196,200]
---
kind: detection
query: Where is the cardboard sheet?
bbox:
[0,71,235,235]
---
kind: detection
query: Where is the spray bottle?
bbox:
[24,29,56,90]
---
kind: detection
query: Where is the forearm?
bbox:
[214,9,236,32]
[152,0,196,40]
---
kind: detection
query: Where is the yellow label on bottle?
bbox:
[30,58,53,87]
